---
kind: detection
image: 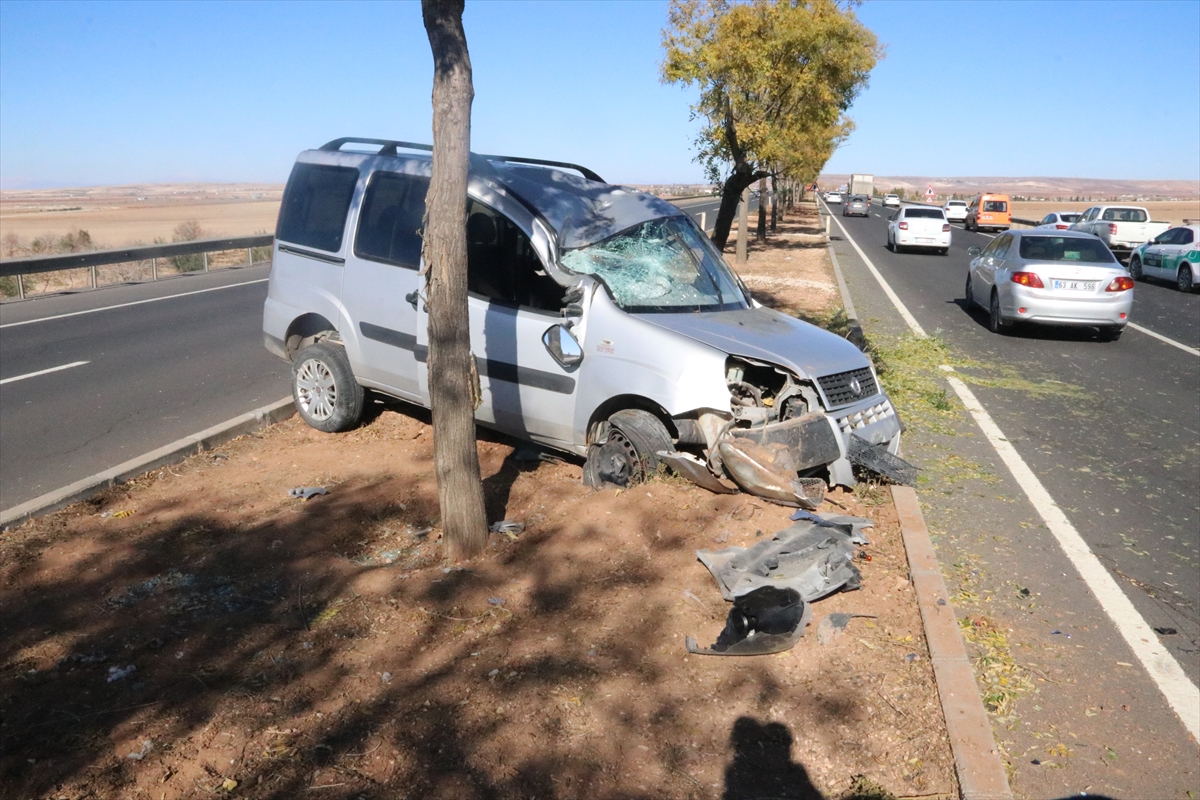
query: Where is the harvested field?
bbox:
[1010,199,1200,226]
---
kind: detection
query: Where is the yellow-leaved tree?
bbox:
[662,0,883,250]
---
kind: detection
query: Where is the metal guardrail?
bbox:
[0,234,274,300]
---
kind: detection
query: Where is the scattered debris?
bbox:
[696,514,871,602]
[816,612,876,645]
[489,520,525,538]
[1153,626,1177,635]
[687,513,873,656]
[106,665,136,682]
[686,586,811,656]
[487,597,506,606]
[288,486,327,501]
[125,740,153,761]
[381,672,393,684]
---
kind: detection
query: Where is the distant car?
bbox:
[842,195,870,217]
[942,200,968,222]
[886,207,951,255]
[965,229,1133,341]
[1128,224,1199,292]
[1035,211,1083,230]
[883,194,901,208]
[825,191,843,204]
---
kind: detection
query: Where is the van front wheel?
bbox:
[292,341,365,433]
[583,409,674,489]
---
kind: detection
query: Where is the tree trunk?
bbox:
[769,176,777,232]
[710,164,757,252]
[735,186,749,265]
[756,177,767,242]
[422,0,488,562]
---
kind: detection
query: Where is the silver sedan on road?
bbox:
[965,229,1134,341]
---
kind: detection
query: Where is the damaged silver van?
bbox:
[263,139,906,506]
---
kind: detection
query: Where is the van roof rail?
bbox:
[475,153,605,184]
[319,138,432,156]
[318,138,605,184]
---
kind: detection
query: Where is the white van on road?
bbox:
[264,139,905,503]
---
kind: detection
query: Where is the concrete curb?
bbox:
[824,222,868,351]
[892,485,1013,800]
[0,397,296,529]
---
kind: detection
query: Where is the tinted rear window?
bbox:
[1060,213,1081,222]
[983,200,1008,212]
[1018,236,1116,263]
[277,163,360,252]
[906,208,945,219]
[354,171,429,268]
[1101,208,1148,222]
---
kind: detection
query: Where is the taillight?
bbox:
[898,221,909,230]
[1011,272,1045,288]
[1108,223,1118,235]
[1106,276,1135,292]
[1056,224,1068,230]
[942,223,951,232]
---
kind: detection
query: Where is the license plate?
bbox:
[917,237,934,243]
[1051,279,1096,291]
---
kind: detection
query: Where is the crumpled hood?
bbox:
[633,307,869,380]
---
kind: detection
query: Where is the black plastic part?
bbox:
[686,587,809,656]
[847,435,917,486]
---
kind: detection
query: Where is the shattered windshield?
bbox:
[559,216,748,312]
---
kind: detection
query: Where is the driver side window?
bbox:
[466,200,565,313]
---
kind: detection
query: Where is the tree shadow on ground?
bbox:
[0,406,933,799]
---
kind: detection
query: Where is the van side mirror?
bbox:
[967,246,982,257]
[543,324,583,368]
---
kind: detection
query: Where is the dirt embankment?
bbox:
[0,205,956,800]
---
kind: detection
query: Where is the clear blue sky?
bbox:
[1,0,1197,189]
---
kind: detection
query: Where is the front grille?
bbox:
[817,367,879,408]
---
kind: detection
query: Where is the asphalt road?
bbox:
[826,198,1199,797]
[0,266,291,511]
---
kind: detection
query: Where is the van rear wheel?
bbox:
[292,341,364,433]
[1179,265,1195,293]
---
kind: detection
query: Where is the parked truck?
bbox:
[849,174,873,198]
[1070,205,1170,257]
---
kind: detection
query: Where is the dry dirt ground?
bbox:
[0,207,957,800]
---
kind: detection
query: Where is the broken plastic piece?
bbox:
[288,486,327,501]
[696,514,872,603]
[686,586,811,656]
[489,520,525,535]
[658,451,738,493]
[847,434,917,485]
[816,613,876,645]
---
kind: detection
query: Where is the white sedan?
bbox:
[883,194,901,208]
[1035,211,1083,230]
[825,191,843,204]
[943,200,968,222]
[887,207,952,255]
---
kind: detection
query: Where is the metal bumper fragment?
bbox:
[717,413,841,505]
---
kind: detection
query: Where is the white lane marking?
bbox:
[0,360,90,385]
[0,279,269,329]
[1127,322,1199,356]
[830,216,928,335]
[940,366,1200,742]
[834,217,1200,741]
